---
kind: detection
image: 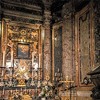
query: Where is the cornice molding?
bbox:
[8,22,41,29]
[3,14,43,24]
[2,0,42,11]
[1,2,42,16]
[2,0,43,9]
[2,9,43,21]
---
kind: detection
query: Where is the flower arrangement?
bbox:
[38,81,53,99]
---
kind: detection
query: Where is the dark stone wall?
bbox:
[94,0,100,66]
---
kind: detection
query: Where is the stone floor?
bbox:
[60,90,92,100]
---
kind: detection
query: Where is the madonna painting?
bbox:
[17,43,29,59]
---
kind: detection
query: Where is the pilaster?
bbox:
[42,1,52,80]
[62,1,75,81]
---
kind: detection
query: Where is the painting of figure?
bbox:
[17,44,29,59]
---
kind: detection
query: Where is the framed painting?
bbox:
[17,43,30,59]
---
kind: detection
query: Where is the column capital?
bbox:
[42,0,52,11]
[43,10,52,28]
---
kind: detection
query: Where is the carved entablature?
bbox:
[2,0,43,7]
[1,0,43,24]
[44,11,51,23]
[1,2,42,16]
[62,2,73,19]
[3,15,43,24]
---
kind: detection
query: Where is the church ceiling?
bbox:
[0,0,91,24]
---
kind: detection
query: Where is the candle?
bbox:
[1,70,4,77]
[32,52,35,67]
[66,76,69,81]
[21,88,22,91]
[11,90,12,94]
[58,68,59,72]
[3,88,4,95]
[55,73,57,76]
[21,88,22,95]
[16,89,17,92]
[61,73,62,77]
[7,40,14,67]
[25,87,26,91]
[11,50,13,67]
[32,70,33,79]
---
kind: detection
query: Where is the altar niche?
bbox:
[0,19,43,99]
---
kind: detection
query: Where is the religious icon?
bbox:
[14,59,30,86]
[17,43,29,59]
[14,60,30,80]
